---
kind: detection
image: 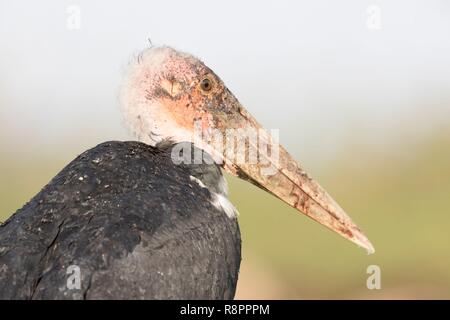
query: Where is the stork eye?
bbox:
[200,78,212,91]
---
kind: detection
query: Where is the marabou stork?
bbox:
[0,46,374,299]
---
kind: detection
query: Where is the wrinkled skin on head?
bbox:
[120,46,374,254]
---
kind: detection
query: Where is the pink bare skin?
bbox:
[120,46,374,254]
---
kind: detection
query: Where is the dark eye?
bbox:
[200,78,212,91]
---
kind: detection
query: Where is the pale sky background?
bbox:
[1,0,449,165]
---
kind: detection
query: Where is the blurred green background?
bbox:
[1,0,450,299]
[2,130,450,299]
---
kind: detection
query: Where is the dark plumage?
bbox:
[0,141,241,299]
[0,46,374,300]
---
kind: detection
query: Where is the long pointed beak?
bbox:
[233,139,375,254]
[204,92,374,254]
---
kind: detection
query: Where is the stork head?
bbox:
[120,46,374,254]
